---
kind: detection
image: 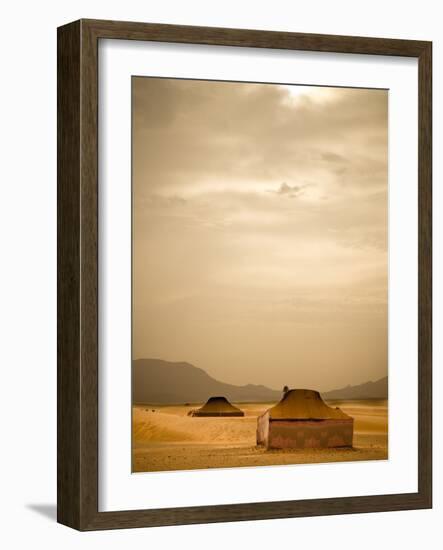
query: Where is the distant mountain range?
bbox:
[322,376,388,400]
[133,359,281,404]
[132,358,388,404]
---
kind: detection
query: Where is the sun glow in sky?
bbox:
[282,84,339,104]
[132,78,388,392]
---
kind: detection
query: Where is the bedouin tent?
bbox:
[256,389,353,449]
[188,396,245,417]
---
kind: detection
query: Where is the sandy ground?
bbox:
[132,400,388,472]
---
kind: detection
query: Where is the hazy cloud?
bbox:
[270,182,306,198]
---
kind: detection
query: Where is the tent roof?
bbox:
[195,396,243,414]
[267,389,352,420]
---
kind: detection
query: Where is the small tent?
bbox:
[257,389,353,449]
[188,396,245,417]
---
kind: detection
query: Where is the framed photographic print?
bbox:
[57,19,432,530]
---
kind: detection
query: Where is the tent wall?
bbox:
[265,418,353,449]
[256,412,270,446]
[189,410,244,417]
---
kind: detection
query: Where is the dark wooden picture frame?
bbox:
[57,19,432,530]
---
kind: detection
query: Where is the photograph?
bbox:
[131,77,389,473]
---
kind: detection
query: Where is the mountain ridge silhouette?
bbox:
[132,358,388,404]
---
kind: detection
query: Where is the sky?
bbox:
[132,77,388,392]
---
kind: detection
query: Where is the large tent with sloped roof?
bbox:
[188,396,245,417]
[257,389,353,449]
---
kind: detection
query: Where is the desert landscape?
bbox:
[131,80,389,474]
[133,398,388,472]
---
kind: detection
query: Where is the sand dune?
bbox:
[133,408,256,444]
[133,400,388,472]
